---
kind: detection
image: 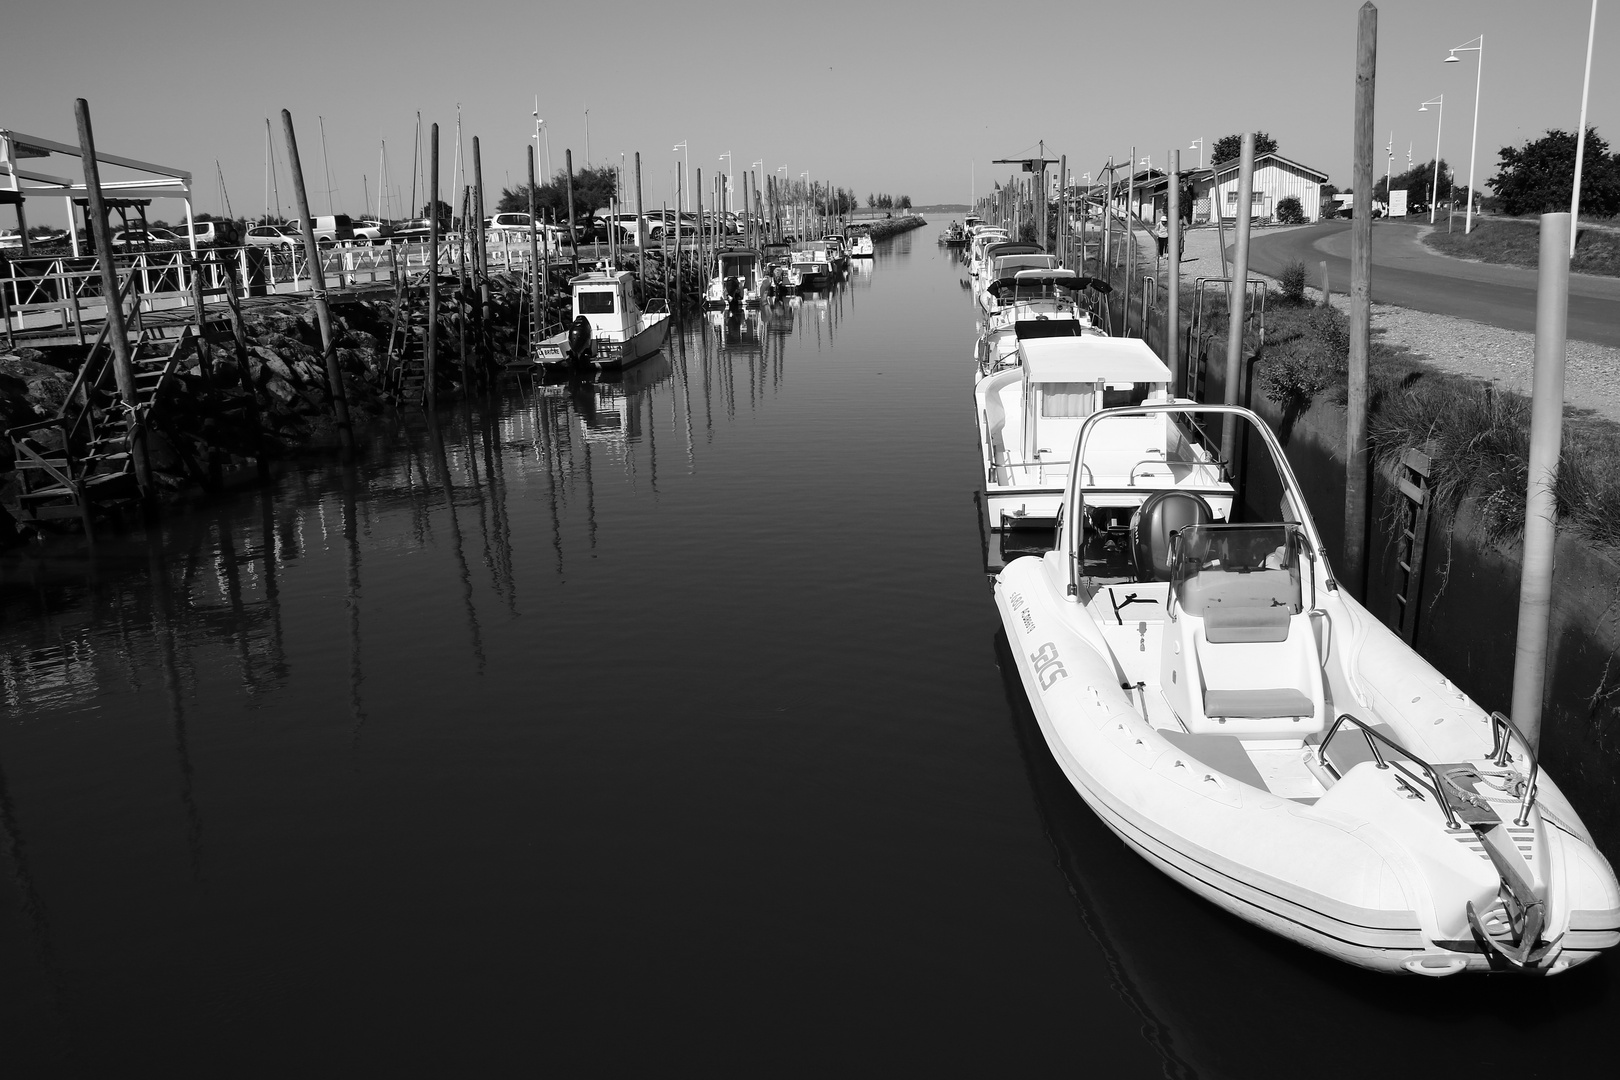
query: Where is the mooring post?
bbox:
[1167,149,1182,397]
[1344,2,1378,599]
[458,185,470,383]
[75,97,152,497]
[1510,213,1572,751]
[695,167,705,288]
[1321,259,1330,306]
[676,170,683,310]
[634,152,646,299]
[473,135,491,366]
[427,123,440,408]
[526,146,543,354]
[282,108,353,452]
[1221,133,1255,464]
[564,149,580,275]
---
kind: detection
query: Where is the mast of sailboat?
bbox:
[410,112,421,223]
[451,105,464,230]
[319,115,335,214]
[216,160,233,220]
[266,117,284,221]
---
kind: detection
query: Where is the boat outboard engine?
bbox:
[568,315,592,363]
[1130,490,1214,581]
[724,275,743,309]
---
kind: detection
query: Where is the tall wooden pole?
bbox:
[1167,149,1183,396]
[1221,134,1256,463]
[74,98,151,494]
[564,149,579,275]
[1344,2,1378,598]
[1510,213,1572,751]
[695,166,705,286]
[473,136,490,336]
[283,108,353,449]
[526,146,542,357]
[426,123,439,407]
[1126,146,1137,329]
[634,152,646,297]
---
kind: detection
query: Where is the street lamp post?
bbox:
[673,141,689,214]
[1188,138,1203,170]
[1444,35,1484,234]
[1420,96,1444,225]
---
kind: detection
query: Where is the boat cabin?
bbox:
[1011,337,1171,470]
[571,269,643,342]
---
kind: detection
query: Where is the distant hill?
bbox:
[914,204,969,214]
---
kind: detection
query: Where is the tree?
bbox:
[898,195,912,211]
[495,164,619,221]
[421,200,453,229]
[867,193,876,207]
[1211,132,1279,166]
[1377,159,1452,205]
[1488,127,1620,217]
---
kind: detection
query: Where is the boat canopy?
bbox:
[1019,337,1172,384]
[984,241,1042,258]
[986,269,1084,297]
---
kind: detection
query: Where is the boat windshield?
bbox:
[577,290,616,314]
[1171,524,1304,634]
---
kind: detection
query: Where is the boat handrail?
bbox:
[644,297,670,314]
[1318,713,1462,830]
[1488,711,1541,826]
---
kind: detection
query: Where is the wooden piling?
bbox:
[458,185,470,382]
[282,108,352,449]
[1344,2,1378,598]
[74,98,152,496]
[696,167,705,288]
[1167,149,1182,396]
[564,149,580,275]
[634,152,646,298]
[472,135,490,363]
[427,123,440,407]
[526,146,543,353]
[1221,133,1255,464]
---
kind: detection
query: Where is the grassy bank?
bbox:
[1252,290,1620,548]
[1423,218,1620,277]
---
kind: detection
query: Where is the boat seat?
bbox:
[1204,688,1315,720]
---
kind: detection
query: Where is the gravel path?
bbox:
[1175,225,1620,425]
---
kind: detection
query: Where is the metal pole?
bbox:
[1167,149,1182,397]
[74,97,151,495]
[1344,3,1378,597]
[282,108,353,449]
[1510,212,1572,751]
[1570,1,1597,258]
[1429,97,1443,225]
[427,123,439,407]
[1126,146,1136,330]
[1466,36,1483,234]
[1221,133,1255,463]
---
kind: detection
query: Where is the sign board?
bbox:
[1388,189,1408,217]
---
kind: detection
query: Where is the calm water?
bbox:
[2,234,1614,1075]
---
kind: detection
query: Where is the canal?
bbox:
[2,233,1614,1075]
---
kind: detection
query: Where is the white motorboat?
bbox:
[786,242,837,289]
[849,227,875,256]
[705,248,771,310]
[994,401,1620,975]
[974,269,1106,376]
[978,246,1059,299]
[536,268,671,369]
[966,228,1010,278]
[976,336,1225,533]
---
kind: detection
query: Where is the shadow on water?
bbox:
[992,627,1617,1080]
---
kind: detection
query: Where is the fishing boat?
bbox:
[705,248,772,310]
[786,242,837,289]
[822,234,852,272]
[975,269,1107,375]
[940,222,969,246]
[848,226,875,256]
[975,337,1224,534]
[535,268,670,369]
[994,401,1620,975]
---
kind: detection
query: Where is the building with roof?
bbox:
[1190,152,1331,224]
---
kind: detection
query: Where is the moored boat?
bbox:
[705,248,772,310]
[975,269,1107,375]
[994,401,1620,975]
[848,226,876,256]
[535,268,671,369]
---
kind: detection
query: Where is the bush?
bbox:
[1278,260,1308,304]
[1276,196,1306,224]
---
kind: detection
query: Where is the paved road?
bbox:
[1245,220,1620,348]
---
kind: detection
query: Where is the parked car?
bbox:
[111,228,182,247]
[486,212,532,233]
[180,220,242,246]
[245,225,297,248]
[350,219,392,243]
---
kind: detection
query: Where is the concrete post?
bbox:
[1510,213,1572,751]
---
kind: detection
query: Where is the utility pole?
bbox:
[1221,133,1255,464]
[1167,149,1183,396]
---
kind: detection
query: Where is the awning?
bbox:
[1019,336,1172,384]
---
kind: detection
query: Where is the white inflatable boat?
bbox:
[994,402,1620,974]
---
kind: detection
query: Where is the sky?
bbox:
[1,0,1612,225]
